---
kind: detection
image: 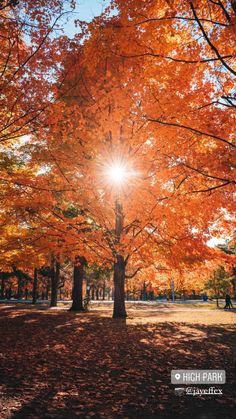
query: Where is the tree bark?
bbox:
[32,268,38,304]
[17,273,23,299]
[1,276,5,299]
[50,259,60,307]
[70,256,86,311]
[102,281,106,300]
[112,199,127,318]
[113,255,127,318]
[46,281,49,300]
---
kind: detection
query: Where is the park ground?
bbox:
[0,303,235,418]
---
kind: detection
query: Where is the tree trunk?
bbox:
[216,297,219,308]
[50,260,60,307]
[113,255,127,318]
[70,257,86,311]
[46,281,49,300]
[17,273,23,299]
[32,268,38,304]
[1,277,5,299]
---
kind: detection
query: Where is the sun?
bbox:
[106,163,127,184]
[98,151,138,194]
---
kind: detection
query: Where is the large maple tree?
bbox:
[0,0,235,317]
[35,0,234,317]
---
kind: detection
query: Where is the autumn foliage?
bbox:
[0,0,235,316]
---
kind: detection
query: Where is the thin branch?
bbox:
[190,2,236,76]
[191,181,231,193]
[147,117,236,149]
[119,51,232,64]
[183,163,235,183]
[125,267,141,279]
[133,15,229,27]
[1,11,70,89]
[0,177,73,193]
[209,0,231,22]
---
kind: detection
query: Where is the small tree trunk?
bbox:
[50,260,60,307]
[46,281,49,300]
[1,277,5,299]
[32,268,38,304]
[113,255,127,318]
[216,297,219,308]
[70,257,86,311]
[17,274,23,299]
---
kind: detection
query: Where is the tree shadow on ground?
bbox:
[0,306,235,418]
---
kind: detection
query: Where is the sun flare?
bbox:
[106,163,127,184]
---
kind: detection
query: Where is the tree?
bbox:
[205,265,231,307]
[86,264,112,300]
[1,0,235,319]
[0,0,75,145]
[0,0,77,303]
[32,268,38,304]
[70,256,86,311]
[26,0,232,318]
[0,271,13,298]
[48,1,234,317]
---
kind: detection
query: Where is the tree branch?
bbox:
[133,15,229,27]
[183,163,235,183]
[191,181,231,193]
[125,267,141,279]
[147,117,236,149]
[190,2,236,76]
[119,52,232,65]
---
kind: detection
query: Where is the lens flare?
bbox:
[106,163,127,184]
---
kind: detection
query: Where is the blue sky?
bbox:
[63,0,112,38]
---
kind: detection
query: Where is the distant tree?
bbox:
[0,271,14,298]
[205,266,230,307]
[86,264,112,301]
[218,233,236,297]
